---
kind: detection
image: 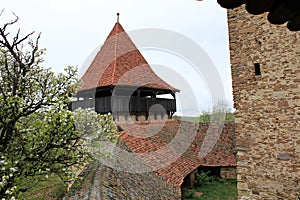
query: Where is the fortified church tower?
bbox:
[71,14,179,121]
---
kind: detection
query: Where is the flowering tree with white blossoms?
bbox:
[0,12,118,199]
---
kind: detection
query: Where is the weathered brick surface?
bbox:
[227,6,300,200]
[65,162,180,200]
[66,120,236,199]
[118,119,236,186]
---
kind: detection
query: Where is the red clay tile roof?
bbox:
[79,22,179,92]
[117,119,236,186]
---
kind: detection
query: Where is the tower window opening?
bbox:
[254,63,261,76]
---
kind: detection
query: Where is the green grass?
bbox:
[173,116,204,123]
[18,175,67,200]
[182,179,237,200]
[178,117,202,123]
[174,112,235,123]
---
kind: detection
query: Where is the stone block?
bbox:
[238,182,248,191]
[220,167,237,179]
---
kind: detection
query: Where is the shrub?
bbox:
[195,171,213,187]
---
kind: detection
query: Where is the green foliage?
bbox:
[73,108,119,161]
[18,175,67,200]
[209,101,234,123]
[177,112,234,123]
[198,111,210,123]
[200,112,235,123]
[194,171,213,187]
[182,179,237,200]
[182,188,197,199]
[0,13,118,199]
[175,102,234,123]
[199,103,234,123]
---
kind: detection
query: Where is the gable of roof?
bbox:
[79,22,179,92]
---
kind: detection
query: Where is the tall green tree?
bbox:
[0,12,117,199]
[199,101,235,123]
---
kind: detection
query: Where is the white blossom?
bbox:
[5,189,12,195]
[9,167,17,172]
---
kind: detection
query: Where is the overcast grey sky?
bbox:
[2,0,232,116]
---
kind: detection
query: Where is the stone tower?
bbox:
[227,6,300,199]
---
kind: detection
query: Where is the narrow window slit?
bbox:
[254,63,261,76]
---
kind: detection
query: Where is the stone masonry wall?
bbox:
[220,167,237,180]
[228,6,300,199]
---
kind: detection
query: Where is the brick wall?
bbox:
[227,6,300,199]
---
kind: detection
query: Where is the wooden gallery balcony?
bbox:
[70,96,176,116]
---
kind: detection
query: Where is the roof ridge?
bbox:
[111,22,119,85]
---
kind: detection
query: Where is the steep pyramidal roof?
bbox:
[79,21,179,92]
